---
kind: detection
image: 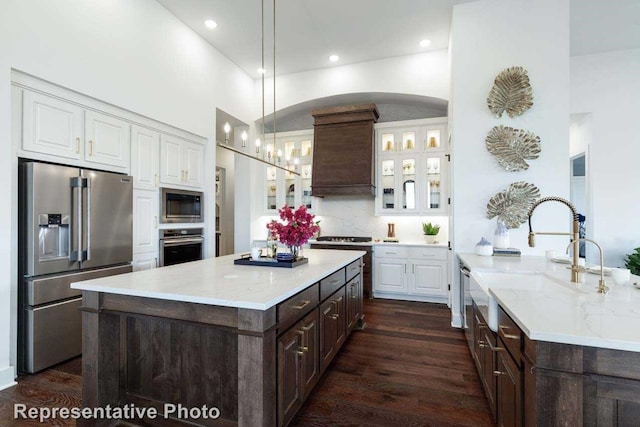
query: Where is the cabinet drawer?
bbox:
[410,246,447,261]
[498,306,522,365]
[375,246,409,259]
[345,258,361,282]
[320,269,346,301]
[278,283,319,331]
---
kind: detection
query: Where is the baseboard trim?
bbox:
[371,293,448,304]
[0,365,17,391]
[451,312,463,328]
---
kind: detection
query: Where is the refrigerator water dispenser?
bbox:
[38,213,70,261]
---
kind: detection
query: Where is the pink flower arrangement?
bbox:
[267,205,319,248]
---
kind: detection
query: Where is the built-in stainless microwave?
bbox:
[160,188,203,223]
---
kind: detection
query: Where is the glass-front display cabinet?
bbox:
[375,118,448,215]
[262,131,318,215]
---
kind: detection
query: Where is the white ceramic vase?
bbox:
[424,234,438,244]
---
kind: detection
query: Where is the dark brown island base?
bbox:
[472,301,640,426]
[72,249,365,426]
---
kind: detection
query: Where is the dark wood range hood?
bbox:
[311,104,379,196]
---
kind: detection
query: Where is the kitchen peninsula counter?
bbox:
[71,249,365,427]
[458,253,640,425]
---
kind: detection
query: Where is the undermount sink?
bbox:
[471,270,589,332]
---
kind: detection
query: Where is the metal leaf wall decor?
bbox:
[486,181,540,229]
[486,125,541,171]
[487,67,533,118]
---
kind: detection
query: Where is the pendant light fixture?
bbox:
[216,0,299,176]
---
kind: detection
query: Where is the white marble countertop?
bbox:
[71,249,365,310]
[458,253,640,352]
[309,239,448,248]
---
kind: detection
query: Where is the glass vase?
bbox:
[288,245,301,261]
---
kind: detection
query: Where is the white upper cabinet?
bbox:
[160,135,204,189]
[160,134,183,185]
[183,141,204,188]
[262,131,318,214]
[131,126,160,190]
[375,118,449,216]
[22,91,83,160]
[85,110,131,169]
[22,90,130,171]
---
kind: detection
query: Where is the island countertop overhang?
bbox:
[71,248,365,310]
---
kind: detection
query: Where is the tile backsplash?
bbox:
[315,197,448,243]
[255,196,449,245]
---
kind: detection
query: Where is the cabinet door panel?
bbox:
[131,126,159,189]
[482,327,497,418]
[346,277,361,333]
[320,299,336,373]
[133,189,158,254]
[184,141,204,188]
[301,309,320,399]
[497,347,522,427]
[410,260,447,296]
[23,91,83,160]
[334,287,346,349]
[160,135,183,185]
[85,110,130,168]
[132,252,157,271]
[278,325,303,426]
[375,259,407,293]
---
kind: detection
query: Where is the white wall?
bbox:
[259,50,450,114]
[451,0,570,254]
[0,0,256,388]
[449,0,570,326]
[571,49,640,266]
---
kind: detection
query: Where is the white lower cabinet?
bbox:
[133,189,159,270]
[133,252,158,271]
[373,245,449,302]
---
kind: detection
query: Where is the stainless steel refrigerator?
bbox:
[18,161,133,373]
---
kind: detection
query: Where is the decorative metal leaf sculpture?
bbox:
[486,182,540,229]
[487,67,533,118]
[486,125,541,171]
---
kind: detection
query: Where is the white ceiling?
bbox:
[570,0,640,56]
[157,0,640,79]
[156,0,475,78]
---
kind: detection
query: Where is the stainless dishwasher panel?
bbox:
[460,263,473,354]
[25,297,83,373]
[26,264,132,306]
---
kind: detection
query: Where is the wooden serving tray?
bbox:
[234,256,309,268]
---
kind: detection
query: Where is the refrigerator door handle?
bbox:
[83,179,92,261]
[70,178,83,262]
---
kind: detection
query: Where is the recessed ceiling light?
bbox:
[257,68,266,74]
[329,54,339,62]
[205,19,218,29]
[419,39,431,48]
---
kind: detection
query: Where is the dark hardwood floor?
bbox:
[0,299,494,426]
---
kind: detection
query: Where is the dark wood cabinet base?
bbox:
[79,260,364,427]
[470,302,640,426]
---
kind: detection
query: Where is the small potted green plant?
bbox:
[422,222,440,244]
[625,247,640,276]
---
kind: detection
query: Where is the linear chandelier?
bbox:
[217,0,300,176]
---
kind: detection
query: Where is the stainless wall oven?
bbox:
[160,228,204,266]
[161,188,203,223]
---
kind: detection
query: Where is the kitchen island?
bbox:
[71,249,365,427]
[459,253,640,426]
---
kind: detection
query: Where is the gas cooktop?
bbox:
[315,236,372,243]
